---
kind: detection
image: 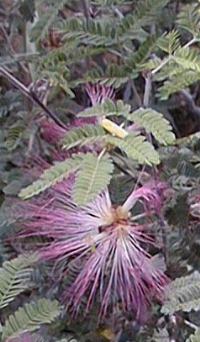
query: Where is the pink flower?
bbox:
[40,119,66,144]
[85,83,115,106]
[8,333,41,342]
[14,177,169,322]
[123,180,169,214]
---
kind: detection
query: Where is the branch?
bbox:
[82,0,90,23]
[0,66,67,129]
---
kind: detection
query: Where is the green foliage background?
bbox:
[1,0,200,341]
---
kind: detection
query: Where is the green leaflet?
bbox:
[73,153,114,206]
[157,30,180,55]
[130,108,175,145]
[62,124,106,150]
[127,35,158,68]
[19,156,82,200]
[107,134,160,165]
[118,0,170,36]
[77,99,131,118]
[2,298,61,340]
[4,123,25,151]
[0,254,38,309]
[174,47,200,73]
[77,64,136,89]
[59,17,117,46]
[162,272,200,315]
[177,3,200,37]
[158,70,200,100]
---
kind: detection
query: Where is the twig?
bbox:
[142,71,170,264]
[0,24,15,54]
[0,24,29,74]
[131,80,142,107]
[143,72,152,108]
[142,73,157,177]
[26,126,38,157]
[158,216,169,266]
[180,89,200,125]
[152,57,170,75]
[184,319,199,330]
[82,0,90,23]
[143,72,157,177]
[112,6,124,19]
[0,66,67,129]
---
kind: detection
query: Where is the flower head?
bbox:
[15,174,169,322]
[85,83,115,106]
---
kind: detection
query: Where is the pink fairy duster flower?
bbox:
[14,176,169,322]
[123,180,170,215]
[85,83,115,106]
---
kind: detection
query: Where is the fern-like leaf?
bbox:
[130,108,175,145]
[177,4,200,37]
[78,99,131,118]
[118,0,170,36]
[162,272,200,315]
[158,70,200,100]
[38,39,103,66]
[19,156,82,200]
[73,152,114,206]
[108,134,160,165]
[60,17,116,47]
[62,125,106,150]
[4,124,25,151]
[2,298,61,340]
[0,254,38,309]
[75,64,135,88]
[157,30,180,54]
[128,35,158,68]
[174,47,200,73]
